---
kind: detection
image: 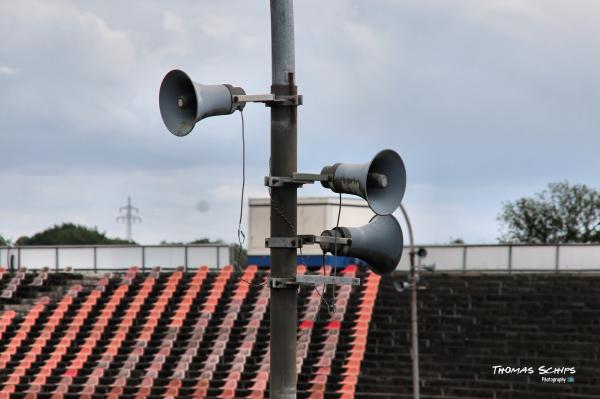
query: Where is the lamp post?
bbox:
[399,203,420,399]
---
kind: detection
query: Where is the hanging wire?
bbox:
[236,110,267,287]
[319,252,334,316]
[308,198,342,321]
[236,110,246,268]
[329,192,342,311]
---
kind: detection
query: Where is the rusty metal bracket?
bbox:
[264,173,329,188]
[265,94,302,107]
[233,94,302,107]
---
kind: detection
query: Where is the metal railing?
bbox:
[396,243,600,271]
[2,243,599,273]
[0,244,232,272]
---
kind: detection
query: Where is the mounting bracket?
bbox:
[270,274,361,289]
[265,235,352,249]
[233,93,303,107]
[264,173,330,188]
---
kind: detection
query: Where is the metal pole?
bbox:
[141,246,146,273]
[269,1,297,398]
[216,246,220,269]
[185,245,189,272]
[399,204,420,399]
[93,246,97,273]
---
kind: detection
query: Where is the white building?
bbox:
[247,197,375,266]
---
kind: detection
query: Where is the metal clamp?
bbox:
[312,235,352,246]
[233,94,303,107]
[296,274,360,286]
[266,94,303,107]
[265,235,351,249]
[265,237,302,249]
[264,176,303,188]
[264,173,329,188]
[270,277,297,289]
[270,275,361,289]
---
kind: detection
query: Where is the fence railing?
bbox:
[2,243,599,273]
[396,243,600,271]
[0,245,232,272]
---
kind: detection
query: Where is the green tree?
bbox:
[449,237,465,244]
[16,223,133,245]
[231,243,247,267]
[0,234,7,246]
[159,238,225,245]
[498,182,600,243]
[189,238,224,244]
[159,240,184,245]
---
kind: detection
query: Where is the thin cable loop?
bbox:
[236,110,267,287]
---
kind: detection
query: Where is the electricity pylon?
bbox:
[116,196,141,242]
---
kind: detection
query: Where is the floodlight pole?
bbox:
[399,204,420,399]
[269,1,298,398]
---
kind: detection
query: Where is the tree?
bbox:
[0,234,7,246]
[231,244,247,267]
[498,182,600,243]
[16,223,133,245]
[159,240,184,245]
[159,238,225,245]
[189,238,224,244]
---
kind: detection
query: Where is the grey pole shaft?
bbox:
[399,204,420,399]
[269,1,297,398]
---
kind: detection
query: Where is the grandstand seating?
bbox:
[356,273,600,398]
[0,267,598,398]
[0,268,29,300]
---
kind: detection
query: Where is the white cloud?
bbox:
[162,10,184,34]
[0,65,16,75]
[1,0,599,245]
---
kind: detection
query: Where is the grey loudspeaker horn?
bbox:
[320,215,403,275]
[159,69,246,136]
[320,149,406,215]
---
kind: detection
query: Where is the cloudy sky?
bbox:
[1,0,599,245]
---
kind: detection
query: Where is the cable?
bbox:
[320,252,334,315]
[235,110,267,287]
[330,192,342,310]
[236,110,246,269]
[336,193,342,228]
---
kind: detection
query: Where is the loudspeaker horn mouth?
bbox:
[159,69,198,137]
[365,149,407,215]
[320,215,403,275]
